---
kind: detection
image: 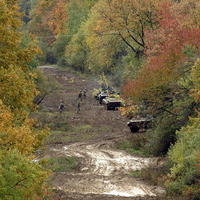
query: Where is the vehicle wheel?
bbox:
[130,126,140,133]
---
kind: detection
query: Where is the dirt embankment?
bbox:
[36,66,166,200]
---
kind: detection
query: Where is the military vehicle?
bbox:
[127,118,152,133]
[102,97,123,110]
[94,88,108,99]
[94,91,101,100]
[97,91,109,104]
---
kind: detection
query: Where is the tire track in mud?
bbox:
[50,142,165,198]
[38,66,165,200]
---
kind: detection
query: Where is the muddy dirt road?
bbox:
[37,66,165,200]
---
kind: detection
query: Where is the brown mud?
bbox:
[37,66,166,200]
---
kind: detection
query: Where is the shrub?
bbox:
[145,95,194,156]
[166,117,200,199]
[0,150,49,200]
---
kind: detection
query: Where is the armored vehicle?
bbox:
[127,118,152,133]
[94,91,101,100]
[98,91,109,104]
[102,97,123,110]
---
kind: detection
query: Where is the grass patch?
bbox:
[32,111,73,130]
[52,121,71,131]
[117,135,151,156]
[41,156,80,172]
[72,124,110,134]
[45,130,79,144]
[72,124,93,133]
[130,165,169,186]
[45,124,111,145]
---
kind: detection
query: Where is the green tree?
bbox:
[0,150,49,200]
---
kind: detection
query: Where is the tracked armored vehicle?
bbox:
[127,118,152,133]
[97,91,109,104]
[102,97,123,110]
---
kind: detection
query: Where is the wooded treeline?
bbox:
[1,0,199,199]
[0,0,50,199]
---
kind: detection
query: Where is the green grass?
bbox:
[129,165,169,186]
[41,156,80,172]
[117,140,150,156]
[72,124,110,134]
[45,124,105,144]
[72,124,93,133]
[45,130,78,144]
[129,170,143,178]
[32,111,73,130]
[52,121,71,131]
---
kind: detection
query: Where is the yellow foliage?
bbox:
[0,66,37,118]
[0,100,35,155]
[30,0,68,44]
[0,0,40,119]
[0,0,49,155]
[83,0,159,71]
[98,73,110,88]
[0,1,50,198]
[119,105,139,117]
[0,99,49,155]
[92,88,101,97]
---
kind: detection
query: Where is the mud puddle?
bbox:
[50,141,165,198]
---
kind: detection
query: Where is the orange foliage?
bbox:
[30,0,68,44]
[124,0,200,104]
[46,0,68,36]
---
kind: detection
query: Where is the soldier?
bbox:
[78,90,83,101]
[77,102,81,113]
[58,101,65,113]
[83,88,87,99]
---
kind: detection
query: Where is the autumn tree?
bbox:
[172,0,200,28]
[124,0,200,112]
[63,0,99,69]
[85,0,158,59]
[120,3,200,197]
[64,24,88,72]
[0,0,40,118]
[67,0,98,37]
[30,0,98,65]
[0,0,49,198]
[122,0,200,157]
[29,0,68,42]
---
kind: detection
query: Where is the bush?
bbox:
[145,95,195,156]
[145,115,178,156]
[0,150,49,200]
[166,117,200,199]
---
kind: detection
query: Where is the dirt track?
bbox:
[37,66,166,200]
